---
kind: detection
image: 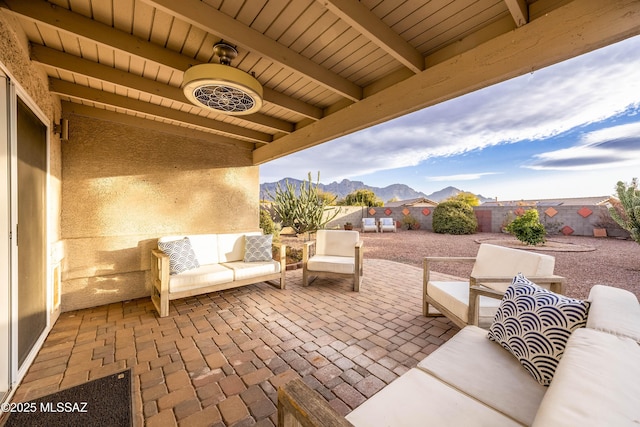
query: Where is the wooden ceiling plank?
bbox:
[318,0,424,73]
[61,101,255,150]
[51,78,273,143]
[113,0,134,33]
[254,0,640,164]
[31,45,295,133]
[504,0,529,27]
[139,0,363,101]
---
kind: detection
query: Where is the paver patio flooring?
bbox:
[9,259,459,426]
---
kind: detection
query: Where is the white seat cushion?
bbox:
[346,368,520,427]
[307,255,354,274]
[418,326,547,426]
[427,281,501,325]
[222,260,280,280]
[532,328,640,426]
[169,264,234,293]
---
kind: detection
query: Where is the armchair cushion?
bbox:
[158,237,200,275]
[363,218,376,226]
[428,281,502,325]
[307,255,355,274]
[488,274,591,386]
[243,234,273,262]
[315,230,359,257]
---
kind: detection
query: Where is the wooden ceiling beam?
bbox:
[49,79,273,144]
[62,102,255,151]
[254,0,640,164]
[140,0,363,101]
[0,0,323,121]
[31,45,293,133]
[504,0,529,27]
[318,0,424,73]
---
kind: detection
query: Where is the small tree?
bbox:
[447,192,480,207]
[505,209,546,246]
[609,178,640,244]
[338,189,383,207]
[268,172,339,235]
[432,200,477,235]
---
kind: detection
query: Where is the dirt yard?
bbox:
[281,230,640,300]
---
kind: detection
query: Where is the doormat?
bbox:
[3,369,132,427]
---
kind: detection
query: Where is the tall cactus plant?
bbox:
[269,172,339,234]
[610,178,640,244]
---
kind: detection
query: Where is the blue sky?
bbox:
[260,35,640,201]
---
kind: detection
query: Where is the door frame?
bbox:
[0,64,54,403]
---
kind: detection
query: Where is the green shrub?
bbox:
[401,214,420,230]
[505,209,546,245]
[609,178,640,245]
[259,208,279,238]
[432,200,477,235]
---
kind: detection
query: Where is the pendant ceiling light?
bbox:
[182,43,263,115]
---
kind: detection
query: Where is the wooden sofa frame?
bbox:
[150,242,286,317]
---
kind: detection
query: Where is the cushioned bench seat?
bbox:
[151,231,285,317]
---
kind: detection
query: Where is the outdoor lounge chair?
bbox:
[423,243,565,328]
[302,230,364,291]
[379,217,396,232]
[361,218,378,232]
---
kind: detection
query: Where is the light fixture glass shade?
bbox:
[182,64,263,115]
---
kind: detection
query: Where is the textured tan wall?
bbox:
[61,115,260,311]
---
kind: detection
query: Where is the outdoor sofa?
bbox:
[278,283,640,426]
[150,231,285,317]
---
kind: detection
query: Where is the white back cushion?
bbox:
[471,244,555,292]
[159,234,219,265]
[218,231,261,262]
[587,284,640,343]
[316,230,359,257]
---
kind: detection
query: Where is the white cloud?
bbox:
[527,121,640,170]
[427,172,501,182]
[261,35,640,183]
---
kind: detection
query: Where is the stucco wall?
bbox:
[61,115,260,311]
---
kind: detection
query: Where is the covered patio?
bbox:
[1,0,639,424]
[11,260,459,426]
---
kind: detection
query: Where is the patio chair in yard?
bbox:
[379,217,396,232]
[303,230,364,291]
[423,243,565,328]
[361,217,378,232]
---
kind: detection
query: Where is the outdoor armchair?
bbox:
[379,217,396,232]
[423,243,565,328]
[302,230,364,291]
[362,218,378,232]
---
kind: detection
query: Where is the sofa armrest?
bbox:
[151,249,171,317]
[423,256,476,287]
[471,274,565,294]
[274,242,287,289]
[302,240,316,263]
[277,378,353,427]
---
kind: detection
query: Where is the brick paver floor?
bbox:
[8,259,459,426]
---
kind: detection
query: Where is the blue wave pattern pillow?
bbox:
[487,273,590,386]
[244,234,273,262]
[158,237,200,275]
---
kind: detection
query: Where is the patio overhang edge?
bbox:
[252,0,640,165]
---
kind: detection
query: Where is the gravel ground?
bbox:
[284,230,640,300]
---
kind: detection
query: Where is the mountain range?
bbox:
[260,178,493,203]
